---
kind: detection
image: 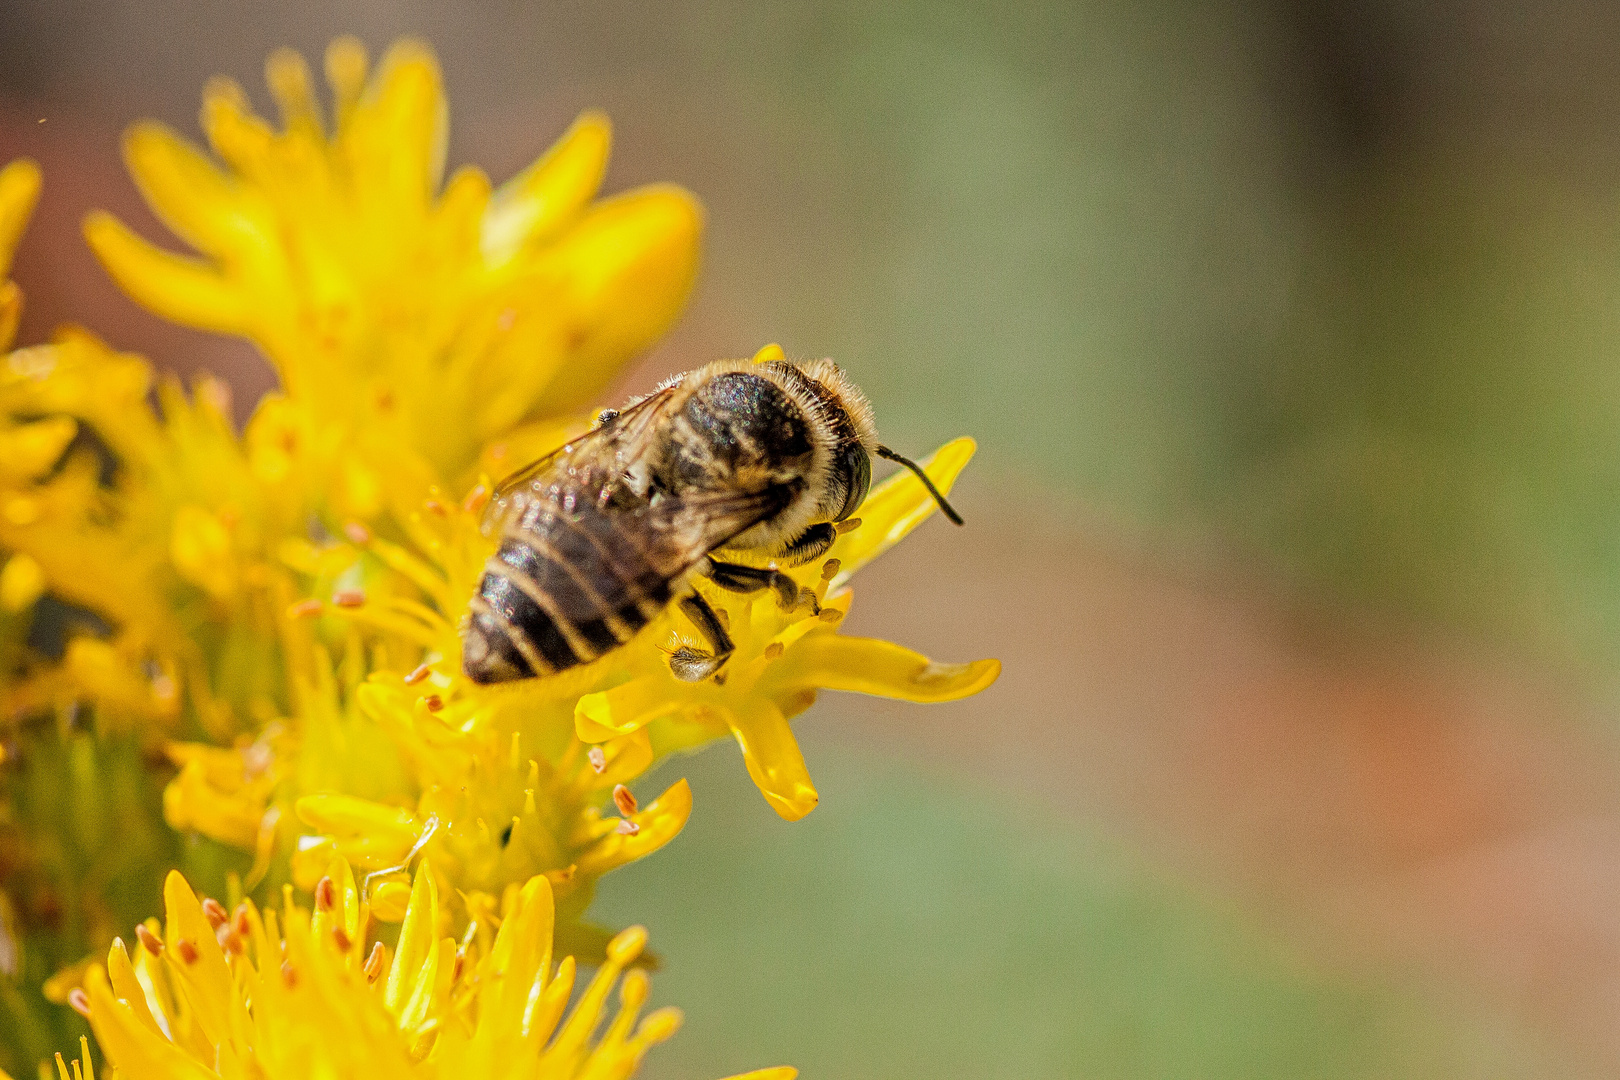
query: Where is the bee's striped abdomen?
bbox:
[463,499,674,683]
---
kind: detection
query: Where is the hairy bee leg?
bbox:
[670,592,735,682]
[704,560,816,613]
[779,522,837,566]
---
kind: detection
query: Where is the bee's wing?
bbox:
[482,388,677,534]
[637,484,798,578]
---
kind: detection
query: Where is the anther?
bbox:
[364,942,386,982]
[333,588,365,608]
[763,642,784,660]
[612,784,638,816]
[281,960,297,988]
[404,663,431,686]
[201,897,229,930]
[821,558,841,580]
[332,928,351,953]
[342,521,372,545]
[422,693,444,712]
[135,923,164,956]
[462,485,489,515]
[314,876,336,912]
[425,498,448,517]
[587,745,606,773]
[615,818,641,836]
[835,517,862,534]
[288,599,323,618]
[232,903,252,938]
[818,608,844,623]
[216,924,244,956]
[68,988,90,1018]
[451,948,465,983]
[176,938,200,965]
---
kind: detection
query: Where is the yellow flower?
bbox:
[84,36,702,489]
[52,864,793,1080]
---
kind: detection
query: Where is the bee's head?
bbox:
[760,359,878,523]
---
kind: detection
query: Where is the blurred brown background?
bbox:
[11,1,1620,1076]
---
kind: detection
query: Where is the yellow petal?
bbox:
[0,158,42,278]
[726,699,818,822]
[295,793,422,866]
[122,122,259,258]
[482,110,612,265]
[525,184,704,414]
[574,778,692,875]
[160,870,236,1046]
[83,210,249,333]
[386,861,440,1021]
[0,552,45,612]
[831,436,976,584]
[776,634,1001,703]
[104,940,164,1038]
[575,676,692,741]
[86,966,216,1080]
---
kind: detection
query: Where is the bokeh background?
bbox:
[9,1,1620,1075]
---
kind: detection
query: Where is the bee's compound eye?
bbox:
[831,441,871,522]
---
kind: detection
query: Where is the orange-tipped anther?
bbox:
[404,663,431,685]
[201,897,229,930]
[587,745,607,773]
[333,588,365,608]
[289,598,323,618]
[364,942,386,982]
[423,693,444,712]
[612,784,638,816]
[332,928,351,953]
[343,521,372,544]
[314,876,336,912]
[216,924,244,956]
[68,987,90,1017]
[135,923,164,956]
[176,938,200,965]
[615,818,640,836]
[281,960,297,988]
[462,485,489,515]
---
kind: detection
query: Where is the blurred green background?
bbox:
[10,1,1620,1075]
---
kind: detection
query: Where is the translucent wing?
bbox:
[481,388,676,535]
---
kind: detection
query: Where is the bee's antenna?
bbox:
[875,445,964,525]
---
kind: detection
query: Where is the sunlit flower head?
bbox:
[84,36,702,489]
[41,863,792,1080]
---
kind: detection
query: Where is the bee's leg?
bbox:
[779,522,837,566]
[704,560,817,614]
[670,592,735,682]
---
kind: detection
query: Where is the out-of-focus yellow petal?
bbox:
[123,122,262,258]
[776,635,1001,703]
[522,185,704,415]
[296,793,422,868]
[83,210,249,333]
[160,870,237,1046]
[0,158,42,278]
[0,552,45,612]
[726,699,818,822]
[482,110,612,266]
[0,415,77,482]
[830,436,976,585]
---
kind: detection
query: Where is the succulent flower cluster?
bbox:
[0,36,996,1078]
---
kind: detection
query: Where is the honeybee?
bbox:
[463,357,962,684]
